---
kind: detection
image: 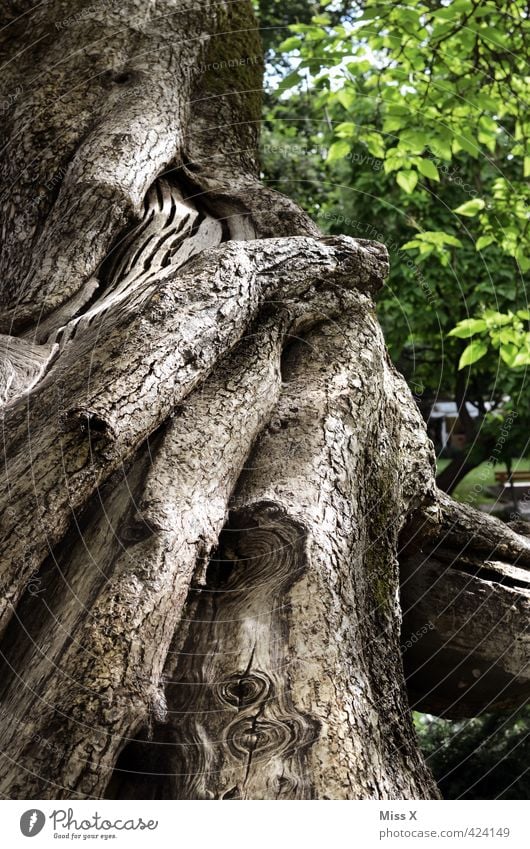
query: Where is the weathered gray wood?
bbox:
[0,312,286,797]
[401,552,530,718]
[0,232,386,639]
[0,333,57,403]
[0,0,227,331]
[0,285,378,798]
[400,495,530,718]
[129,309,439,800]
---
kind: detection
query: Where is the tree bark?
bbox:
[400,493,530,718]
[113,308,438,800]
[435,362,485,495]
[435,454,478,494]
[0,0,528,801]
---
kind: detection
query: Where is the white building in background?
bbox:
[428,400,494,452]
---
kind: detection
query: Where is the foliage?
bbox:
[414,707,530,800]
[274,0,529,365]
[254,0,353,61]
[260,87,529,424]
[450,309,530,368]
[257,0,530,471]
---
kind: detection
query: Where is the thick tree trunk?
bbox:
[0,0,529,801]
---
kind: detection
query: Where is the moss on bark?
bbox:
[201,1,264,125]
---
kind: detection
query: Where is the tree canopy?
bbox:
[259,0,530,483]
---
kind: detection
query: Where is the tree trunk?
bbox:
[435,364,483,495]
[435,453,478,494]
[1,0,529,801]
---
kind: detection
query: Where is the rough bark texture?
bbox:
[0,230,385,639]
[400,494,530,718]
[110,310,439,800]
[0,0,528,801]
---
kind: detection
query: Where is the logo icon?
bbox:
[20,809,46,837]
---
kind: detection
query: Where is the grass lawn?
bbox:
[436,457,530,505]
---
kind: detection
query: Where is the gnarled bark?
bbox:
[400,495,530,718]
[115,309,438,800]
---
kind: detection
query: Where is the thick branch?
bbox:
[0,311,287,798]
[0,236,387,638]
[120,312,438,800]
[400,491,530,717]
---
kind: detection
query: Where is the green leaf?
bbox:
[278,70,302,90]
[396,170,418,194]
[499,328,517,345]
[398,130,429,155]
[500,344,519,366]
[449,318,487,338]
[483,310,513,328]
[513,350,530,366]
[459,340,488,368]
[453,198,486,217]
[326,140,350,163]
[475,235,495,251]
[433,0,471,18]
[384,154,407,174]
[453,133,479,157]
[335,121,356,137]
[337,90,355,111]
[278,37,301,52]
[428,135,452,161]
[363,131,385,158]
[437,233,463,247]
[412,231,462,248]
[417,159,440,181]
[383,115,405,133]
[480,27,507,48]
[356,6,384,21]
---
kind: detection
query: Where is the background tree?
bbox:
[269,0,530,492]
[415,705,530,800]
